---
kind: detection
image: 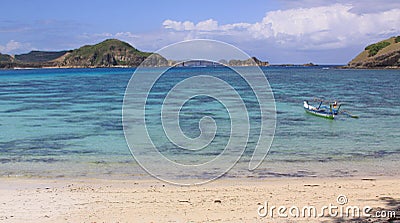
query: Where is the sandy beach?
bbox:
[2,0,400,223]
[0,176,399,222]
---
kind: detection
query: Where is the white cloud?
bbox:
[163,19,222,31]
[163,20,195,31]
[252,4,400,49]
[0,40,32,54]
[115,32,139,38]
[161,4,400,50]
[196,19,219,31]
[163,19,250,33]
[281,0,400,14]
[220,23,252,31]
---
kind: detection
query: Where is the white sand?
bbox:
[0,176,399,222]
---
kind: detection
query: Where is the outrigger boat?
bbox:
[304,98,358,119]
[304,100,336,119]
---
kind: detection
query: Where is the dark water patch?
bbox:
[250,170,318,178]
[23,124,42,127]
[3,107,33,113]
[39,133,89,141]
[96,120,123,131]
[26,157,62,163]
[364,150,399,158]
[117,159,135,164]
[45,113,70,117]
[271,159,311,163]
[89,159,135,164]
[267,156,341,163]
[0,158,16,163]
[357,132,376,137]
[0,133,97,156]
[331,169,358,177]
[26,117,52,121]
[0,145,96,156]
[98,106,121,112]
[0,156,63,163]
[279,118,308,126]
[275,131,319,137]
[371,110,400,117]
[285,117,307,122]
[63,115,99,123]
[66,149,100,155]
[275,110,287,115]
[70,109,95,113]
[265,150,278,155]
[317,157,334,162]
[0,141,71,152]
[90,160,107,164]
[3,103,72,113]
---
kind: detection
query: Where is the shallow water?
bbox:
[0,67,399,179]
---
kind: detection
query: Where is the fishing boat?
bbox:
[303,100,335,119]
[304,98,358,119]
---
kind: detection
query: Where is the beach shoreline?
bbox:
[1,176,398,222]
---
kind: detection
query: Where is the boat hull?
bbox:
[304,101,334,119]
[304,108,334,119]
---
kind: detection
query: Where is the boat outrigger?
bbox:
[304,98,358,119]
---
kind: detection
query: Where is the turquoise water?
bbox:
[0,67,399,179]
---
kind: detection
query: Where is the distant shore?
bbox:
[2,64,399,70]
[1,64,334,70]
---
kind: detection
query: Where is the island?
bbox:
[0,39,169,69]
[344,36,400,69]
[0,39,269,69]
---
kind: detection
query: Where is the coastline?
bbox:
[2,65,400,70]
[339,65,400,69]
[1,154,399,181]
[1,176,399,222]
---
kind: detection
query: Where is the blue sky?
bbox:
[1,0,399,64]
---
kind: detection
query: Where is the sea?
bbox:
[0,66,399,180]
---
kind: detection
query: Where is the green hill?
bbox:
[347,36,400,69]
[60,39,167,67]
[0,39,168,68]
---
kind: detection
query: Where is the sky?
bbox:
[0,0,399,64]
